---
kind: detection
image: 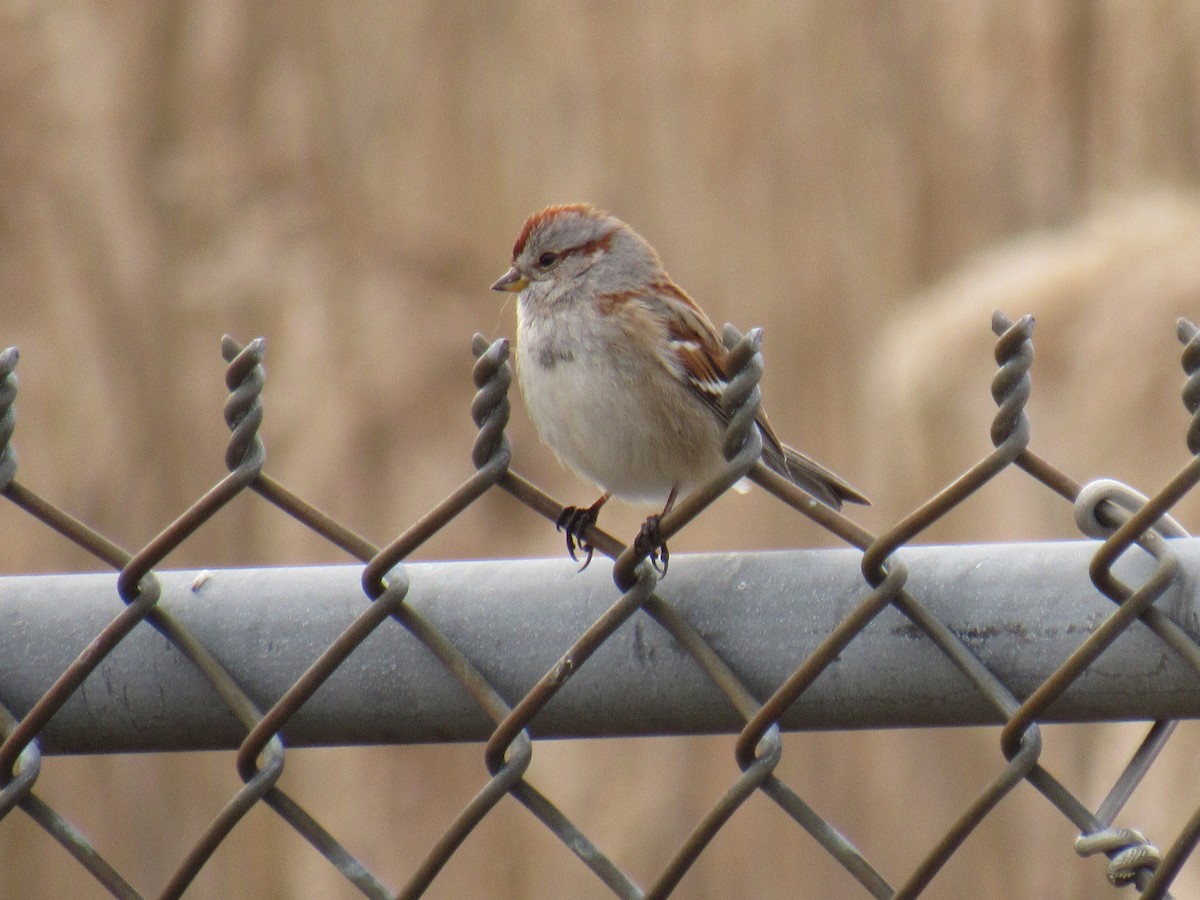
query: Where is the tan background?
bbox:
[2,3,1200,898]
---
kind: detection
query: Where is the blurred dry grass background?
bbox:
[2,3,1200,898]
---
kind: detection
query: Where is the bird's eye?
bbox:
[537,251,559,268]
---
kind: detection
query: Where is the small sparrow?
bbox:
[492,203,868,571]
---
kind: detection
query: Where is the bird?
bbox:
[491,203,868,572]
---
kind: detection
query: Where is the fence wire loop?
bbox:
[0,732,38,812]
[1075,479,1190,540]
[1076,828,1163,887]
[4,311,1200,899]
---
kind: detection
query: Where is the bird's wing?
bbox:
[655,288,794,478]
[654,285,870,510]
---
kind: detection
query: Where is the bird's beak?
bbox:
[491,267,528,293]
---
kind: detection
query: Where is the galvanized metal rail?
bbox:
[3,539,1198,754]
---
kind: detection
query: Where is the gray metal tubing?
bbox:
[2,540,1198,754]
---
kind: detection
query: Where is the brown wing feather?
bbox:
[656,286,790,477]
[652,280,869,510]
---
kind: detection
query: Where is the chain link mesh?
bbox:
[2,313,1199,898]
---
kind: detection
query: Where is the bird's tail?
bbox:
[780,444,870,510]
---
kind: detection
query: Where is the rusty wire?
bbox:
[1,313,1199,898]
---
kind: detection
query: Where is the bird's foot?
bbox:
[633,514,669,575]
[556,499,605,571]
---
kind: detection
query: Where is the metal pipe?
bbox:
[1,540,1197,754]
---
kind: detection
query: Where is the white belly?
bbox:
[516,335,724,506]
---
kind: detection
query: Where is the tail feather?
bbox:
[779,444,870,510]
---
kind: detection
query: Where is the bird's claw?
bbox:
[557,505,599,571]
[634,514,669,575]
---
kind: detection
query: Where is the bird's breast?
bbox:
[515,312,724,506]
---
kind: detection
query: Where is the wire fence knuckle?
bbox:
[222,335,267,473]
[1180,318,1200,455]
[7,309,1200,899]
[716,325,763,460]
[470,334,513,471]
[989,310,1034,449]
[0,346,17,491]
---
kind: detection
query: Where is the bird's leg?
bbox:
[556,492,610,571]
[634,486,677,575]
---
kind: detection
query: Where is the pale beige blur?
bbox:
[2,4,1200,898]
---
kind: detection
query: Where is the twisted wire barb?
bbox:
[989,309,1033,449]
[0,346,17,490]
[222,335,267,471]
[1180,319,1200,455]
[719,324,765,462]
[470,333,512,471]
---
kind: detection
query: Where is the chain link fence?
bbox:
[2,311,1200,898]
